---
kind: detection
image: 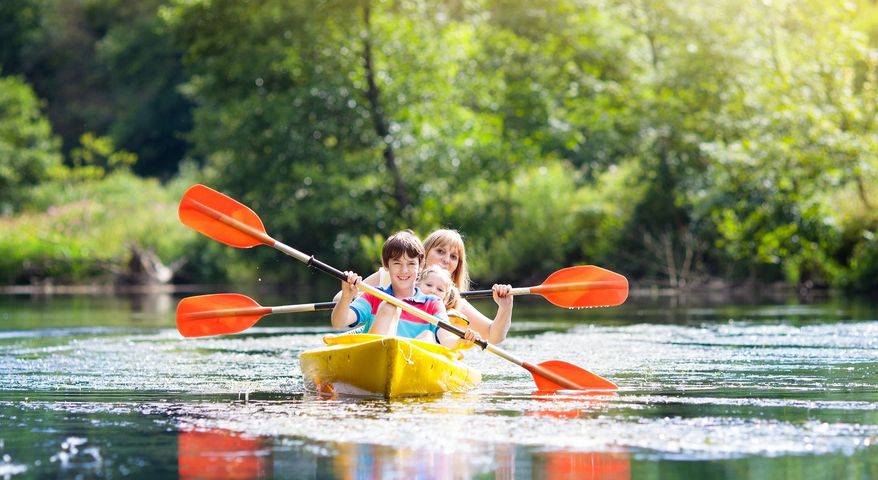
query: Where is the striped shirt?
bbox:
[349,285,446,339]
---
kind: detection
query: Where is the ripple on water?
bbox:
[10,392,876,461]
[0,463,28,477]
[2,321,878,460]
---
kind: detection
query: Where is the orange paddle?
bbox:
[178,184,619,391]
[176,294,336,338]
[460,265,627,308]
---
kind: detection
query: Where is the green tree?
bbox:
[15,0,114,153]
[0,75,63,214]
[0,0,45,73]
[12,0,191,177]
[162,0,647,281]
[88,0,193,178]
[694,0,878,287]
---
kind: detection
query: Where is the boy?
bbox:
[331,230,476,348]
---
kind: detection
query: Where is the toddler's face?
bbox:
[418,272,448,299]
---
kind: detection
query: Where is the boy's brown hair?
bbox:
[381,230,425,267]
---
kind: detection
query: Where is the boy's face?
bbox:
[385,253,420,291]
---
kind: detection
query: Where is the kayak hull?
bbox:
[299,334,481,398]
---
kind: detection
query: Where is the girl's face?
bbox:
[418,272,449,300]
[425,244,460,275]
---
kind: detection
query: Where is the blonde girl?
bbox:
[414,264,480,346]
[416,264,457,309]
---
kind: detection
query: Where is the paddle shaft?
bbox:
[186,196,589,390]
[185,283,621,320]
[184,281,624,323]
[209,280,609,318]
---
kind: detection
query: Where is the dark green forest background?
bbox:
[2,0,877,292]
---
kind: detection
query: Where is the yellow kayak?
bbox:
[299,334,481,398]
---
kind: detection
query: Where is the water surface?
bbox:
[1,292,877,478]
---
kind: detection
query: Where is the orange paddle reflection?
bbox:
[178,429,271,479]
[528,390,616,419]
[537,451,631,480]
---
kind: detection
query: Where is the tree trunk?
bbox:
[124,244,184,285]
[361,1,411,218]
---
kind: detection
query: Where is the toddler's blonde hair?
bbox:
[418,264,458,310]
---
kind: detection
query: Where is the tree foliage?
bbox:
[7,0,191,178]
[2,0,878,292]
[0,75,63,214]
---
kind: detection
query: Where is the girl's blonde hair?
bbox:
[423,229,470,292]
[418,264,459,310]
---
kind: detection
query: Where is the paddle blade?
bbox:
[179,184,269,248]
[527,360,618,392]
[534,265,628,308]
[177,294,271,337]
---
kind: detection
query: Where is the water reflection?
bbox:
[327,443,631,479]
[528,391,615,419]
[179,429,272,479]
[331,443,471,479]
[534,451,631,480]
[174,427,631,479]
[127,292,175,316]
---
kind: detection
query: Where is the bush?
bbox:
[827,183,878,292]
[0,170,198,283]
[843,235,878,292]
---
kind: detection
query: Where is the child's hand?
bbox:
[459,328,481,347]
[376,300,401,319]
[340,271,361,300]
[492,284,513,308]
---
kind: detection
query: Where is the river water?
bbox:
[1,291,877,478]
